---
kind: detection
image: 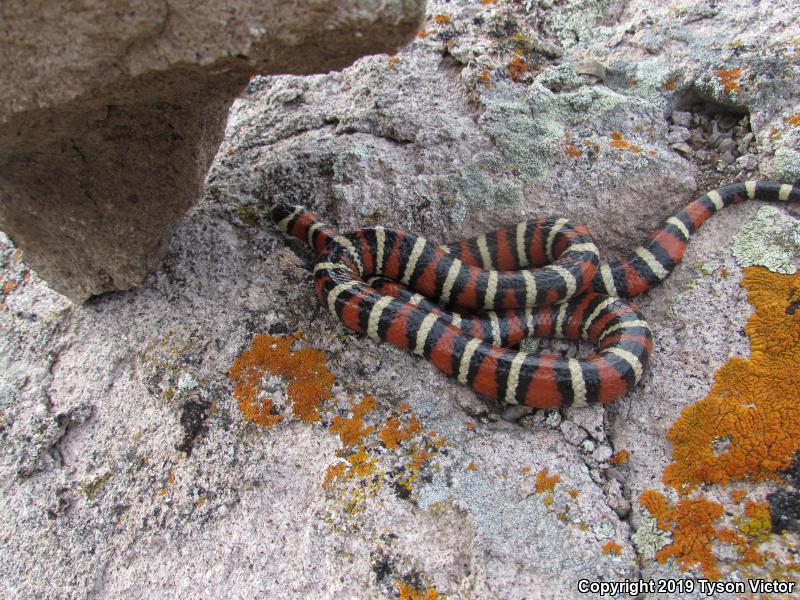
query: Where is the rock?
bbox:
[592,445,613,463]
[671,142,692,155]
[560,421,588,445]
[667,126,691,143]
[671,111,693,127]
[2,0,800,597]
[717,137,736,153]
[0,0,426,301]
[736,154,759,171]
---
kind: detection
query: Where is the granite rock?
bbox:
[0,0,426,301]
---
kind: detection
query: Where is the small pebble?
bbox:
[720,150,736,165]
[717,137,736,153]
[581,438,596,453]
[717,114,738,130]
[609,495,631,519]
[606,467,626,484]
[671,142,692,154]
[667,126,691,143]
[735,154,758,170]
[545,410,562,428]
[592,444,613,462]
[671,111,692,127]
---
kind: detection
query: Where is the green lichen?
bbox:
[632,512,672,560]
[538,0,614,46]
[537,65,585,93]
[732,206,800,274]
[454,157,524,218]
[554,85,630,125]
[78,472,112,500]
[332,142,371,204]
[235,205,259,228]
[606,57,675,105]
[772,147,800,182]
[698,259,723,276]
[480,84,563,181]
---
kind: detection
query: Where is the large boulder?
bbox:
[0,0,426,301]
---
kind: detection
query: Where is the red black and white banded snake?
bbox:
[270,181,799,409]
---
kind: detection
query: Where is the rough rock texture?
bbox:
[2,0,800,598]
[0,0,427,301]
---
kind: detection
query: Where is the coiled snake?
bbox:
[270,181,798,408]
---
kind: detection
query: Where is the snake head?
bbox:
[268,202,299,227]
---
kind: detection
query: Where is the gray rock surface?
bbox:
[0,0,426,301]
[1,0,799,598]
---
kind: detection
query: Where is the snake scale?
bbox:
[270,181,799,409]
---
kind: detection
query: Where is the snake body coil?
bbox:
[270,181,799,408]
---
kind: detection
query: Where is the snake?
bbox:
[269,181,799,409]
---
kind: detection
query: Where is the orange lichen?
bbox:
[411,449,430,470]
[731,489,747,504]
[629,144,641,153]
[787,113,800,127]
[714,68,742,94]
[322,463,346,488]
[465,421,476,430]
[482,0,498,4]
[167,471,176,485]
[346,447,377,478]
[226,146,236,155]
[331,396,377,446]
[478,69,492,90]
[433,14,451,24]
[398,402,412,411]
[521,466,532,475]
[664,78,677,91]
[640,492,771,579]
[417,29,428,39]
[466,462,477,471]
[2,279,18,294]
[602,541,623,556]
[610,450,630,465]
[507,54,528,82]
[396,581,439,600]
[662,268,800,493]
[228,333,335,427]
[380,413,423,449]
[640,489,726,579]
[609,130,632,149]
[535,468,560,493]
[569,489,579,498]
[565,143,583,158]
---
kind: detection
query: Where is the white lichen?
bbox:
[732,206,800,274]
[632,513,672,560]
[178,372,199,391]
